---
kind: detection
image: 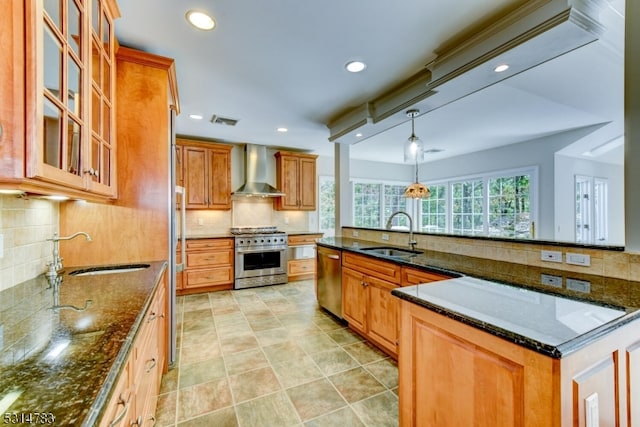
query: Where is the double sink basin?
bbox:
[69,263,150,276]
[359,246,422,259]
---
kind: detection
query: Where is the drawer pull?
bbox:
[130,415,142,426]
[147,312,157,322]
[146,357,157,373]
[109,392,131,427]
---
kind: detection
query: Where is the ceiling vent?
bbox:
[210,115,239,126]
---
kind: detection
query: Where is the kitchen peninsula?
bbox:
[316,236,640,426]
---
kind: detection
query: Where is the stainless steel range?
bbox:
[231,226,288,289]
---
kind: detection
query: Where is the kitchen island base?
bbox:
[398,299,640,427]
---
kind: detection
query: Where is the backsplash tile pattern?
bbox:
[0,195,59,291]
[343,227,639,281]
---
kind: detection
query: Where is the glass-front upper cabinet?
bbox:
[26,0,118,197]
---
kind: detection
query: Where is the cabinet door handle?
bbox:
[146,357,157,373]
[109,392,131,427]
[147,312,157,322]
[130,415,142,426]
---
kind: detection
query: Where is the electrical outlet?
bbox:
[197,218,204,226]
[567,278,591,293]
[352,230,359,237]
[381,233,389,241]
[566,252,591,266]
[541,250,562,263]
[541,274,562,288]
[585,393,599,427]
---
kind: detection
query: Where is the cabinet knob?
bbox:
[83,168,99,177]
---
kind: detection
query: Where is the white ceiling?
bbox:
[114,0,625,166]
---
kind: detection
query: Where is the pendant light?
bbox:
[403,109,431,199]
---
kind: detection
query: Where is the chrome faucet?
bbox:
[385,211,417,251]
[46,232,92,277]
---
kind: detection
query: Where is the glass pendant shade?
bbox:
[404,134,424,163]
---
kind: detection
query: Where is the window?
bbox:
[575,175,608,243]
[318,176,335,236]
[353,183,382,228]
[420,184,446,233]
[451,179,484,235]
[384,185,410,228]
[422,167,536,238]
[488,174,531,238]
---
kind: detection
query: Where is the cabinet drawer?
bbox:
[186,238,234,251]
[289,258,315,275]
[185,267,233,287]
[343,252,401,284]
[99,361,132,427]
[186,249,233,268]
[288,234,322,245]
[402,267,453,286]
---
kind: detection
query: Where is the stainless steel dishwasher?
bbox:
[316,246,342,319]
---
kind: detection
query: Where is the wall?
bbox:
[0,195,58,291]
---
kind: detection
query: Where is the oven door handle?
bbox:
[236,247,287,254]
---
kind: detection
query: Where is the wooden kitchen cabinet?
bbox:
[0,0,118,199]
[398,298,640,427]
[287,233,322,281]
[342,252,402,357]
[401,266,454,286]
[100,271,167,427]
[274,151,318,210]
[179,139,232,210]
[180,238,234,295]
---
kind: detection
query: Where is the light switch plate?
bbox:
[567,278,591,293]
[541,274,562,288]
[541,250,562,263]
[566,252,591,266]
[381,233,389,241]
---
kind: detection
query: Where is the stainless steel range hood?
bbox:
[232,144,285,197]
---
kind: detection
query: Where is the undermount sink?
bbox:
[69,263,150,276]
[360,247,422,257]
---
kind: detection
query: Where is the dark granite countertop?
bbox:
[0,261,167,426]
[317,237,640,358]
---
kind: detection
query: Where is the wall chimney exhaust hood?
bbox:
[232,144,285,197]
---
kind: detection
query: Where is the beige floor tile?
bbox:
[155,391,177,426]
[304,407,366,427]
[255,326,291,346]
[272,355,324,388]
[229,366,281,403]
[235,391,300,426]
[329,367,387,403]
[327,327,364,345]
[342,341,387,365]
[181,326,217,348]
[224,348,270,376]
[351,391,399,427]
[180,341,221,365]
[219,334,259,355]
[310,347,360,375]
[179,356,226,389]
[286,378,347,421]
[177,406,238,427]
[177,378,233,422]
[262,340,307,364]
[364,358,399,389]
[296,332,341,354]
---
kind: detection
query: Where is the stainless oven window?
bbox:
[242,250,282,270]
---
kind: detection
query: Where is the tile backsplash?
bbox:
[0,195,58,291]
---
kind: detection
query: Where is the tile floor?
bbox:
[155,280,399,427]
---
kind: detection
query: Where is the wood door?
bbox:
[366,275,400,356]
[299,156,317,210]
[341,267,367,333]
[183,146,208,208]
[207,147,231,209]
[279,154,300,209]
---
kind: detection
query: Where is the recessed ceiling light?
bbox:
[494,64,510,73]
[355,133,363,138]
[277,127,288,133]
[189,114,203,120]
[345,61,367,73]
[186,10,215,31]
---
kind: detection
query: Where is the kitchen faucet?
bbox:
[385,211,417,251]
[46,232,92,277]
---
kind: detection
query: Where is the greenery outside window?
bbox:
[420,184,447,233]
